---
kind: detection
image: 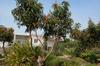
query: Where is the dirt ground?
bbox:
[97,63,100,66]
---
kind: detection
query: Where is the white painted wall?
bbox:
[47,40,54,48]
[32,36,44,46]
[0,42,8,47]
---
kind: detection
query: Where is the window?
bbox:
[34,39,38,43]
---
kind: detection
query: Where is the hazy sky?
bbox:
[0,0,100,35]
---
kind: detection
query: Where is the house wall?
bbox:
[14,34,29,44]
[0,42,8,47]
[14,35,44,46]
[47,40,54,48]
[32,36,44,46]
[0,34,65,48]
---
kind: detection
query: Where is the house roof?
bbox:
[0,25,6,29]
[16,35,30,39]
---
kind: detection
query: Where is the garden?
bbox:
[0,0,100,66]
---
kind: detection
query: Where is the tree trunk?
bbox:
[44,40,47,51]
[29,30,33,49]
[45,36,57,60]
[37,56,45,66]
[35,30,44,48]
[2,41,6,55]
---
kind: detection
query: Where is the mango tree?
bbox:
[12,0,43,48]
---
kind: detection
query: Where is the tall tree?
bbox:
[12,0,43,48]
[86,19,97,47]
[43,1,73,42]
[43,0,73,57]
[71,23,81,40]
[0,25,14,54]
[95,22,100,47]
[71,19,99,50]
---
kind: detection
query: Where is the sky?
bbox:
[0,0,100,35]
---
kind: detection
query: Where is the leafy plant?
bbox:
[80,50,97,63]
[0,54,4,58]
[5,42,42,66]
[45,54,60,66]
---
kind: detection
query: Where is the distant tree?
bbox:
[71,23,81,40]
[96,22,100,41]
[71,19,99,50]
[95,22,100,47]
[12,0,43,48]
[0,25,14,54]
[85,19,97,47]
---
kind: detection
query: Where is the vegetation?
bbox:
[0,25,14,54]
[5,43,97,66]
[71,19,100,49]
[43,1,73,50]
[11,0,74,66]
[0,0,99,66]
[71,19,100,64]
[43,1,73,39]
[6,42,43,66]
[12,0,43,48]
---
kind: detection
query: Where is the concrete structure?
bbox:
[14,34,63,49]
[31,35,43,46]
[14,34,29,44]
[0,33,65,49]
[0,34,71,49]
[0,42,8,48]
[14,34,44,46]
[14,34,65,48]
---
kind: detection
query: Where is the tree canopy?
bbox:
[71,19,100,49]
[0,25,14,53]
[0,25,14,42]
[12,0,43,31]
[12,0,43,47]
[43,1,73,40]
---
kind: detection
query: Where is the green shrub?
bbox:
[59,60,79,66]
[80,50,97,63]
[5,42,97,66]
[45,54,60,66]
[73,47,82,57]
[5,43,42,66]
[57,57,93,66]
[53,40,80,56]
[0,54,4,58]
[85,64,96,66]
[94,50,100,62]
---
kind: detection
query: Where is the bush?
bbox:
[0,54,4,58]
[94,50,100,62]
[59,60,79,66]
[56,57,96,66]
[5,42,97,66]
[53,40,80,56]
[45,54,60,66]
[80,50,97,63]
[5,43,42,66]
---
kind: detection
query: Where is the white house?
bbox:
[32,35,44,46]
[14,34,61,50]
[14,34,44,46]
[0,33,71,49]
